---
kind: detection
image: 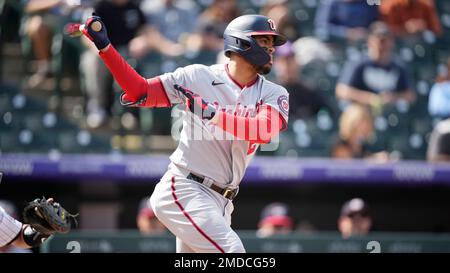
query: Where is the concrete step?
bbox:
[2,42,23,57]
[1,42,25,84]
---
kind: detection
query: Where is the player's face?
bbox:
[339,214,372,238]
[368,35,394,62]
[254,35,275,74]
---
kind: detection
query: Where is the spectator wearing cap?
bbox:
[336,21,416,113]
[338,198,372,239]
[273,41,333,120]
[136,197,167,235]
[256,202,294,238]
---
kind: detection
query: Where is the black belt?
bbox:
[187,173,239,200]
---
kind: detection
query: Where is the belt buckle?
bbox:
[223,188,237,200]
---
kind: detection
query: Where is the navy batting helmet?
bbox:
[224,14,287,67]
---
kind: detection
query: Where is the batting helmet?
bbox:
[224,14,287,67]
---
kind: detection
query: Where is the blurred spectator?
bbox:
[292,36,333,67]
[427,118,450,162]
[273,41,333,120]
[0,200,32,253]
[80,0,146,129]
[129,0,198,59]
[336,21,416,112]
[186,0,241,52]
[140,0,199,43]
[380,0,442,38]
[22,0,83,89]
[315,0,379,42]
[338,198,372,239]
[136,197,167,235]
[429,57,450,120]
[331,104,389,160]
[256,202,294,238]
[296,220,316,235]
[260,0,300,41]
[127,25,186,60]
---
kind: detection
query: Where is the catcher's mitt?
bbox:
[23,197,78,235]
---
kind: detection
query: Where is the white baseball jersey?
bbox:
[159,63,289,187]
[0,206,22,247]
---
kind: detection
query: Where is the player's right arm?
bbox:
[81,15,172,108]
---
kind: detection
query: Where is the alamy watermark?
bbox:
[170,104,282,152]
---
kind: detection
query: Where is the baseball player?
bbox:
[0,193,46,249]
[0,173,31,249]
[0,205,33,249]
[81,13,289,253]
[0,199,76,250]
[0,174,76,250]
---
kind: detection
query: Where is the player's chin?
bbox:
[257,63,272,75]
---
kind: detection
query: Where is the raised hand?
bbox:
[81,14,111,50]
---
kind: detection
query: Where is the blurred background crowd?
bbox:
[1,0,450,253]
[1,0,449,161]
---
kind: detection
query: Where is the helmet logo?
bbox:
[268,19,276,31]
